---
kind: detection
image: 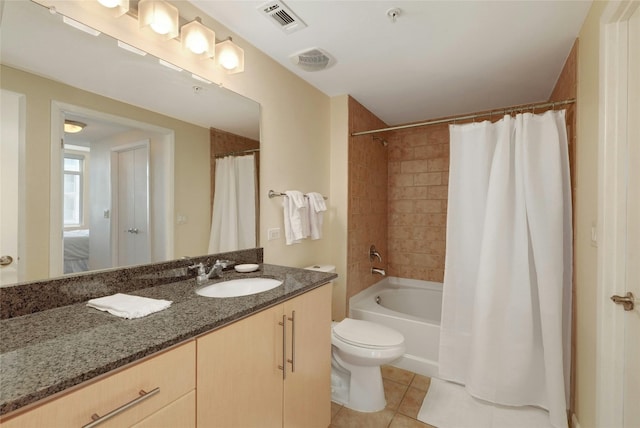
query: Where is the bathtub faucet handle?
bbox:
[369,245,383,262]
[371,267,386,276]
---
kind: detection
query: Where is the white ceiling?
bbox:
[191,0,592,126]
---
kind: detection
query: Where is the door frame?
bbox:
[0,89,26,285]
[596,1,639,426]
[50,101,175,277]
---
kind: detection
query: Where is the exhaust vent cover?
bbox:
[258,1,307,34]
[290,48,336,72]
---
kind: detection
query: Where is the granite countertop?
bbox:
[0,264,337,416]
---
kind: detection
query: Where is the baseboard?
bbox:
[571,413,581,428]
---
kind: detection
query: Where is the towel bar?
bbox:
[268,190,328,200]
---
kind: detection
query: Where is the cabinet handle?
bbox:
[278,315,286,380]
[82,387,160,428]
[287,311,296,373]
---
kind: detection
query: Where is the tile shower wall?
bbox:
[347,96,389,304]
[387,124,449,282]
[346,39,577,308]
[386,40,577,284]
[210,127,260,207]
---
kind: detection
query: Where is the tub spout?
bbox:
[371,267,386,276]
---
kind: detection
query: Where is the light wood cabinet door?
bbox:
[197,304,284,428]
[283,284,332,428]
[131,391,195,428]
[1,342,195,428]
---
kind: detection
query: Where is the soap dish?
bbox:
[235,264,259,273]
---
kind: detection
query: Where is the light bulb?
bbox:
[215,39,244,73]
[150,11,172,35]
[138,0,178,39]
[98,0,119,8]
[186,32,207,55]
[219,51,239,70]
[97,0,129,16]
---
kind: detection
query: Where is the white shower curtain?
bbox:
[439,110,572,428]
[208,154,256,253]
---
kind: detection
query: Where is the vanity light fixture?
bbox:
[215,38,244,74]
[64,120,87,134]
[97,0,129,17]
[181,18,215,59]
[138,0,179,39]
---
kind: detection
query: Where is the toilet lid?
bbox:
[333,318,404,348]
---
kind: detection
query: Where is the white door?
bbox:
[621,5,639,425]
[599,3,640,427]
[114,143,150,267]
[0,90,24,285]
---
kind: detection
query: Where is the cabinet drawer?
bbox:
[131,391,195,428]
[1,341,195,428]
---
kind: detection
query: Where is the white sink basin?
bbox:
[196,277,283,298]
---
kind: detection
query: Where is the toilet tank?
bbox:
[304,264,336,274]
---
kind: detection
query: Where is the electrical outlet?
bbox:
[268,228,281,240]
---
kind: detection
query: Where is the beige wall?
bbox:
[1,65,210,282]
[574,1,608,427]
[25,1,335,275]
[330,95,349,320]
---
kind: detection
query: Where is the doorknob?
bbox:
[611,292,635,311]
[126,228,139,234]
[0,255,13,266]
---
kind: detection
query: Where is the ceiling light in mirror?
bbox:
[64,120,87,134]
[181,18,215,59]
[215,38,244,74]
[97,0,129,17]
[138,0,178,39]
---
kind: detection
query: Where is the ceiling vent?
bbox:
[258,1,307,34]
[290,48,336,72]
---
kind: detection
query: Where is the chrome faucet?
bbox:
[369,245,382,262]
[189,260,233,285]
[371,267,386,276]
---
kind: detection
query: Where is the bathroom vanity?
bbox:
[0,249,336,427]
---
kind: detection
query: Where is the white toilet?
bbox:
[305,265,406,413]
[331,318,405,412]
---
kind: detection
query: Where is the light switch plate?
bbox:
[268,228,281,240]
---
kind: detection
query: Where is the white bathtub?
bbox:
[349,277,443,378]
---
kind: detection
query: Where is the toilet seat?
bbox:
[333,318,404,349]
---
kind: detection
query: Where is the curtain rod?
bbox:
[214,148,259,158]
[351,98,576,136]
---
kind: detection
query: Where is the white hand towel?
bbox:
[87,293,172,319]
[306,192,327,240]
[283,190,310,245]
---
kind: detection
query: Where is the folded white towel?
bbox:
[87,293,172,319]
[306,192,327,240]
[283,190,310,245]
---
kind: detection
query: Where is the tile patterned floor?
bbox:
[330,366,437,428]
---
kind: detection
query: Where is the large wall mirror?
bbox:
[0,0,261,286]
